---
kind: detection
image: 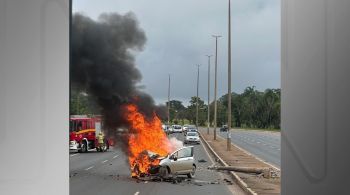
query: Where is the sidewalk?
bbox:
[199,128,281,195]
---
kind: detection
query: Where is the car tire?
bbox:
[187,165,196,178]
[159,166,169,179]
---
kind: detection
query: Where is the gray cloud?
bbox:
[73,0,280,106]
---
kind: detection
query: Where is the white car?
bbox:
[172,125,182,133]
[158,146,196,178]
[162,124,175,134]
[182,124,189,131]
[184,132,200,144]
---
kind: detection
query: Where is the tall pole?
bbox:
[227,0,232,151]
[206,55,212,135]
[196,64,201,129]
[168,74,171,127]
[212,35,221,140]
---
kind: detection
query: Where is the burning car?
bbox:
[131,146,196,179]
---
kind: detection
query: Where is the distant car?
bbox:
[168,126,174,134]
[158,146,196,178]
[185,128,198,136]
[183,125,196,135]
[162,124,167,129]
[220,125,228,132]
[172,125,182,133]
[184,132,200,144]
[182,124,189,132]
[162,124,170,133]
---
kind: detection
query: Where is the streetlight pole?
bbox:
[206,55,212,135]
[227,0,232,151]
[196,64,201,129]
[168,74,171,127]
[212,35,221,140]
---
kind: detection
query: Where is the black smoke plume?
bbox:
[71,12,166,130]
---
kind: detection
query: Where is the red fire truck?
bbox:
[69,115,109,152]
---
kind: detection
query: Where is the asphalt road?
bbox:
[70,133,243,195]
[216,129,281,168]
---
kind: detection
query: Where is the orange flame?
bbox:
[124,104,172,177]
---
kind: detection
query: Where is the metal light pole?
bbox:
[227,0,232,151]
[168,74,171,127]
[212,35,221,140]
[206,55,212,135]
[196,64,201,129]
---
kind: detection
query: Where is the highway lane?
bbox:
[70,133,244,195]
[217,129,281,168]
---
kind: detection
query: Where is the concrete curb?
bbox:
[198,131,258,195]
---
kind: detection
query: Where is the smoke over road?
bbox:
[71,12,166,129]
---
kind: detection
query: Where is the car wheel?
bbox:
[159,166,169,179]
[187,165,196,178]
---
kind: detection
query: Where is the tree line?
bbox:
[166,86,280,129]
[70,86,280,129]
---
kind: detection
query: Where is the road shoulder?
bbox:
[199,129,281,195]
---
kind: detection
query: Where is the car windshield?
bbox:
[174,126,181,129]
[187,132,198,136]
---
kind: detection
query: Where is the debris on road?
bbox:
[198,159,207,163]
[208,165,272,178]
[200,129,281,194]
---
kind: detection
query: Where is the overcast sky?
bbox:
[73,0,280,106]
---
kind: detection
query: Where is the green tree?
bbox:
[166,100,186,124]
[208,86,280,129]
[70,89,100,115]
[185,97,207,126]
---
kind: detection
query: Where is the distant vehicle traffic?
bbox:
[172,125,182,133]
[220,125,228,132]
[183,125,196,135]
[184,132,200,144]
[184,127,198,136]
[182,124,190,131]
[162,124,172,134]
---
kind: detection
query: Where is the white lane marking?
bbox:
[217,133,280,171]
[102,160,108,163]
[199,139,215,164]
[134,192,140,195]
[113,155,119,159]
[144,181,148,184]
[85,166,94,171]
[277,148,281,150]
[70,153,79,157]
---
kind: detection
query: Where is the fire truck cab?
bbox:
[69,115,108,152]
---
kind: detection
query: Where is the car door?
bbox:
[168,151,180,173]
[175,147,194,174]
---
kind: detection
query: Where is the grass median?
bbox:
[199,128,281,195]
